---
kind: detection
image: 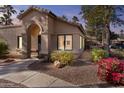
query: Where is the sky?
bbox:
[12,5,83,22]
[13,5,81,19]
[10,5,124,34]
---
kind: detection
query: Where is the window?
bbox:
[65,35,72,50]
[58,35,65,50]
[17,36,22,49]
[58,35,72,50]
[80,36,83,49]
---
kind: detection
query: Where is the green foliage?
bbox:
[61,15,68,21]
[111,49,124,59]
[0,37,6,43]
[110,32,119,40]
[80,6,124,54]
[0,42,8,56]
[0,5,17,25]
[72,16,79,23]
[120,30,124,39]
[91,48,106,62]
[50,51,74,65]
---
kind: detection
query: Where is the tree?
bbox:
[0,5,17,25]
[72,16,79,23]
[61,15,68,21]
[120,30,124,38]
[80,5,124,56]
[110,32,119,40]
[80,6,105,45]
[85,20,105,43]
[19,10,24,15]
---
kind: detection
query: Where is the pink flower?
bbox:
[97,57,124,84]
[112,73,122,83]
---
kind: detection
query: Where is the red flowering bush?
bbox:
[98,58,124,85]
[112,73,122,84]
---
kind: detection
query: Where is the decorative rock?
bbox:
[54,61,63,68]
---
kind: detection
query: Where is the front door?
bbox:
[27,23,41,58]
[31,35,41,57]
[38,35,41,56]
[31,35,38,57]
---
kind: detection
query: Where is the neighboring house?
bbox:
[0,6,85,58]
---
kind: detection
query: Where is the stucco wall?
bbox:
[21,10,49,55]
[48,17,85,55]
[21,10,48,33]
[0,25,25,53]
[48,16,55,51]
[0,16,85,58]
[20,10,85,57]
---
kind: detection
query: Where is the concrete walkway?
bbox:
[0,58,75,88]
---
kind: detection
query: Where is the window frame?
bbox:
[57,34,73,51]
[80,35,83,49]
[17,36,22,49]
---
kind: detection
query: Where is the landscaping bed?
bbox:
[0,58,16,66]
[28,60,106,86]
[110,49,124,59]
[0,79,27,88]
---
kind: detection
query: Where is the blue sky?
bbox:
[13,5,81,20]
[12,5,124,34]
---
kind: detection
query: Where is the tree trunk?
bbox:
[105,24,111,56]
[102,30,104,46]
[5,18,7,25]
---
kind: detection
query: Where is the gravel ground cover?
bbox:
[28,60,106,86]
[28,60,124,87]
[0,79,27,88]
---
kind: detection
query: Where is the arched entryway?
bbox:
[27,23,41,58]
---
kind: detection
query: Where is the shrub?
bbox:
[0,42,8,56]
[91,48,106,62]
[98,57,124,84]
[110,49,124,59]
[50,51,74,65]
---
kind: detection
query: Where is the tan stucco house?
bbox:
[0,6,85,58]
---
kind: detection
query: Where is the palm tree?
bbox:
[0,5,17,25]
